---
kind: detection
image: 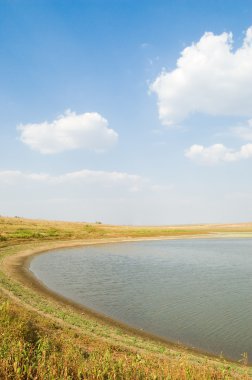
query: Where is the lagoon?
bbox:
[30,238,252,361]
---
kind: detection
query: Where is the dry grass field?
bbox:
[1,216,252,242]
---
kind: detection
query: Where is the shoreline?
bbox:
[2,234,252,367]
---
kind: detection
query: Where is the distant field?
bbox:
[1,215,252,242]
[0,216,252,379]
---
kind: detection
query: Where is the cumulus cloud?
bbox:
[185,143,252,165]
[150,27,252,126]
[18,110,118,154]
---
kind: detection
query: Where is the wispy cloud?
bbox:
[0,169,145,191]
[150,27,252,126]
[232,118,252,141]
[0,169,174,223]
[18,110,118,154]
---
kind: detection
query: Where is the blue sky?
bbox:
[1,0,252,224]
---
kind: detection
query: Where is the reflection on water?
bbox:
[30,239,252,361]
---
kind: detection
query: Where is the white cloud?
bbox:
[185,143,252,165]
[18,110,118,154]
[150,27,252,126]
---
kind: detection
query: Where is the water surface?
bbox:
[30,238,252,361]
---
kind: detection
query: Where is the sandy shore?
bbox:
[1,234,250,365]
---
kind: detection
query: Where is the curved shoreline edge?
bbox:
[1,234,252,367]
